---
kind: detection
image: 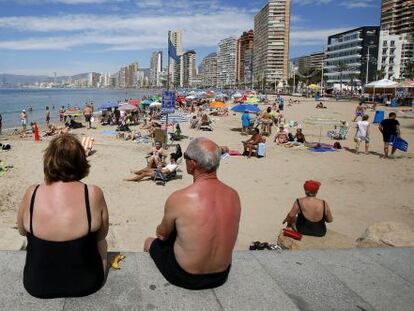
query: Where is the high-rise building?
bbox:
[127,62,139,88]
[217,37,237,87]
[150,51,163,87]
[253,0,291,87]
[295,52,325,75]
[377,0,414,79]
[168,30,183,88]
[324,27,380,86]
[182,50,197,88]
[236,30,254,86]
[201,53,218,87]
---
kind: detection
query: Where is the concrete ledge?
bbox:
[0,249,413,310]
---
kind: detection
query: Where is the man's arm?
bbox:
[156,193,178,240]
[396,124,400,137]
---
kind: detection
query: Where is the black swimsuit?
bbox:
[295,198,327,237]
[23,184,104,299]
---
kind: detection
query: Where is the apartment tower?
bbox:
[182,50,197,88]
[253,0,291,87]
[236,30,254,86]
[168,30,183,88]
[217,37,237,87]
[150,51,163,87]
[201,53,218,87]
[377,0,414,79]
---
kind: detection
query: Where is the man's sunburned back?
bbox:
[169,179,240,274]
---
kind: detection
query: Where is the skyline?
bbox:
[0,0,381,76]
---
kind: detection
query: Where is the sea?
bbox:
[0,88,159,129]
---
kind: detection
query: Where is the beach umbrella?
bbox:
[231,104,261,113]
[210,101,227,109]
[98,102,116,110]
[149,101,162,108]
[118,103,137,111]
[233,92,243,98]
[128,99,140,106]
[160,114,189,123]
[245,96,260,104]
[303,116,341,142]
[307,84,321,89]
[186,95,196,100]
[142,99,152,106]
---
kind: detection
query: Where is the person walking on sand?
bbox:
[379,112,400,158]
[144,138,241,290]
[20,109,28,132]
[355,115,370,154]
[353,102,365,122]
[83,104,93,129]
[45,106,50,127]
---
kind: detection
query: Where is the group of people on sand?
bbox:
[351,102,402,158]
[17,134,333,298]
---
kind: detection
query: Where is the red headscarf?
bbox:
[304,180,321,193]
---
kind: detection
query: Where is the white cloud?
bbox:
[291,0,333,5]
[340,0,377,9]
[0,12,252,51]
[290,27,348,47]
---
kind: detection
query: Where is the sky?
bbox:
[0,0,381,76]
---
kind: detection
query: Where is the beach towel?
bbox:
[228,150,242,156]
[81,137,95,155]
[389,135,408,152]
[309,147,337,153]
[101,130,117,137]
[221,153,230,160]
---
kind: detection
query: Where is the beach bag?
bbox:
[283,228,302,240]
[389,135,408,152]
[333,142,342,149]
[257,143,266,157]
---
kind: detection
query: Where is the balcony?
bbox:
[327,36,363,48]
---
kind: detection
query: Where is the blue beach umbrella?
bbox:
[98,102,116,110]
[142,99,152,106]
[231,104,261,113]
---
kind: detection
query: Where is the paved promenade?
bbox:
[0,248,413,310]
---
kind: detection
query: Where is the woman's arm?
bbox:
[282,200,299,226]
[17,185,36,236]
[324,201,333,223]
[95,187,109,269]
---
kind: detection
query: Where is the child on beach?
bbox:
[354,115,370,154]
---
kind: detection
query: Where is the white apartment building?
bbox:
[377,31,404,79]
[168,30,183,88]
[150,51,163,87]
[217,37,237,87]
[253,0,291,86]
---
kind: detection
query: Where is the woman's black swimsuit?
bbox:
[149,229,231,290]
[23,184,104,299]
[296,198,327,237]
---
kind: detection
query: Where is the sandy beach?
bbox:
[1,96,414,251]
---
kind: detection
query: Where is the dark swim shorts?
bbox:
[85,115,92,122]
[149,232,231,290]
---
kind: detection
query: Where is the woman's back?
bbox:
[22,182,105,298]
[296,197,327,237]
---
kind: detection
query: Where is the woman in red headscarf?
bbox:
[283,180,333,237]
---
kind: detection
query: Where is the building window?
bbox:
[383,41,387,47]
[390,41,395,47]
[382,48,387,55]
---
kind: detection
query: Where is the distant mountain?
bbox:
[0,73,91,86]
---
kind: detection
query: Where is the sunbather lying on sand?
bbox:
[125,153,178,182]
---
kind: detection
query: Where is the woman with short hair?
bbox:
[17,134,109,298]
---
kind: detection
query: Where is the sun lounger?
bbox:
[152,168,178,186]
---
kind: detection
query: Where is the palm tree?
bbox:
[336,62,348,93]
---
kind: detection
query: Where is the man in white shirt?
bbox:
[125,153,178,182]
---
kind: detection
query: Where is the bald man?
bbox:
[144,137,241,290]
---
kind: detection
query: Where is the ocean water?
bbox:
[0,88,159,129]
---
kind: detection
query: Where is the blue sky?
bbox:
[0,0,381,76]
